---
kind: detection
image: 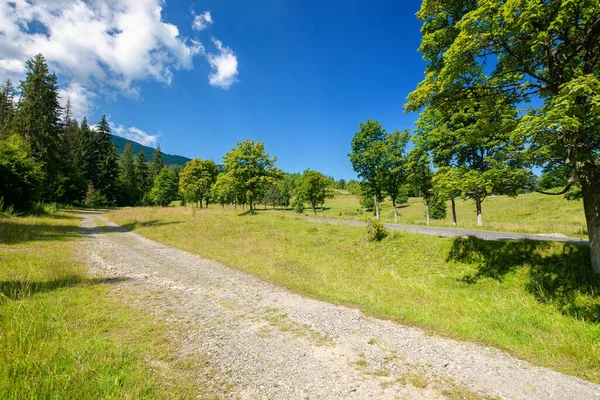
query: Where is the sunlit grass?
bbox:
[0,213,221,399]
[256,192,587,237]
[107,206,600,383]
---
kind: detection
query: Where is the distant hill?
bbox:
[111,135,191,166]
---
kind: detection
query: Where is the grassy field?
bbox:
[0,212,223,399]
[106,206,600,383]
[257,192,587,237]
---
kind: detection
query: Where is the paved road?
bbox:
[305,217,589,244]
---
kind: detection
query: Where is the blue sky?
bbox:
[1,0,426,180]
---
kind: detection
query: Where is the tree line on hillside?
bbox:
[348,1,600,275]
[0,54,183,209]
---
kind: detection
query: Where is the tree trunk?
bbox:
[312,201,317,215]
[392,198,398,223]
[425,199,430,225]
[374,194,380,220]
[205,197,209,208]
[475,196,483,227]
[578,163,600,275]
[199,197,203,208]
[451,198,457,226]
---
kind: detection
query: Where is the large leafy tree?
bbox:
[407,1,600,274]
[150,167,178,207]
[416,97,531,226]
[406,145,435,225]
[348,119,388,219]
[381,129,411,223]
[222,139,280,213]
[296,169,329,215]
[0,135,41,210]
[11,54,62,201]
[179,158,219,208]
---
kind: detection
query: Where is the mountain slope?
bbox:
[111,135,191,166]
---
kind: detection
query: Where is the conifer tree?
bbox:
[118,143,138,206]
[57,100,86,203]
[135,150,149,203]
[149,145,165,185]
[0,79,16,137]
[93,115,119,205]
[12,54,62,200]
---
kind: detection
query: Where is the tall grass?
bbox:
[0,212,221,399]
[107,206,600,383]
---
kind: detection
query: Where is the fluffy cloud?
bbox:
[192,11,213,31]
[111,123,161,147]
[207,38,239,89]
[0,0,204,117]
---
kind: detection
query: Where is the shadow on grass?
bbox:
[448,237,600,322]
[0,276,129,302]
[0,216,82,245]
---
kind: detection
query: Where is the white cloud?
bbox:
[192,11,213,31]
[111,122,161,146]
[0,0,203,116]
[207,38,238,89]
[59,83,97,120]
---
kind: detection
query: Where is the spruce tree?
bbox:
[118,143,138,206]
[0,79,16,138]
[135,150,149,203]
[93,115,119,205]
[149,145,165,185]
[12,54,62,201]
[57,101,86,203]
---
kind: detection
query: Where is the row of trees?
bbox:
[0,54,183,210]
[178,140,333,215]
[348,1,600,275]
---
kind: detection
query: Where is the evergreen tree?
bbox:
[11,54,62,201]
[135,150,149,203]
[117,143,138,206]
[93,115,119,205]
[0,79,16,137]
[57,101,87,203]
[149,145,165,185]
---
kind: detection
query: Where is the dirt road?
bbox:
[80,210,600,400]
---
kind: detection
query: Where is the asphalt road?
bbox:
[304,217,589,244]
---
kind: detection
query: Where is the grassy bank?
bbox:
[107,206,600,383]
[0,212,221,399]
[256,192,587,237]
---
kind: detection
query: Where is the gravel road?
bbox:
[305,217,589,244]
[80,210,599,400]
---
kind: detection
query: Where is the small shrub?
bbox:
[293,198,305,213]
[366,219,388,242]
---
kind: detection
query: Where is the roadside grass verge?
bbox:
[0,212,222,399]
[257,192,587,237]
[106,206,600,383]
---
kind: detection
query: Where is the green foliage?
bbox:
[10,54,62,201]
[345,179,361,195]
[293,197,305,213]
[407,0,600,272]
[429,194,447,220]
[90,115,119,205]
[148,145,165,185]
[0,80,16,137]
[348,119,387,215]
[222,139,280,211]
[117,143,139,206]
[296,169,329,215]
[396,186,409,207]
[0,135,41,210]
[179,158,218,207]
[366,219,388,242]
[150,168,178,207]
